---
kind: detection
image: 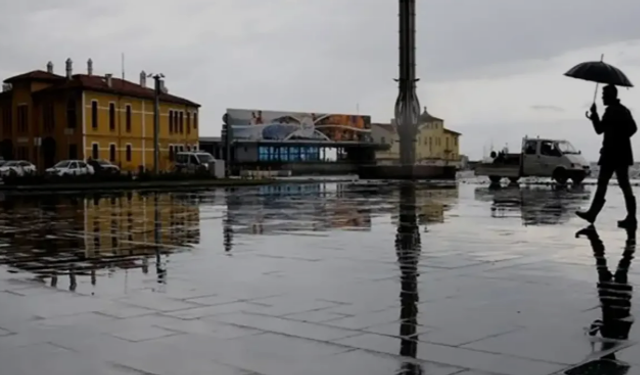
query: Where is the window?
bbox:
[92,143,99,159]
[524,141,537,155]
[174,112,179,133]
[424,137,427,145]
[179,111,184,133]
[381,136,385,144]
[169,110,174,133]
[66,98,76,129]
[91,101,98,129]
[169,146,175,161]
[540,141,561,157]
[446,138,449,149]
[186,112,191,133]
[109,144,116,162]
[2,105,12,135]
[125,105,132,132]
[109,103,116,131]
[16,104,28,133]
[126,144,132,162]
[68,144,78,159]
[43,103,54,132]
[193,112,198,129]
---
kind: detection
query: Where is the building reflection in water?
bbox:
[395,182,423,374]
[474,185,591,226]
[571,226,636,374]
[222,183,457,249]
[0,192,200,291]
[223,184,374,240]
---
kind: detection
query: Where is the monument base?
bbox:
[357,165,456,180]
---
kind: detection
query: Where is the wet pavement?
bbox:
[0,181,639,374]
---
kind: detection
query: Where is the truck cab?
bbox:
[475,137,591,184]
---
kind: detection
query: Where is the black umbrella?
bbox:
[564,54,633,106]
[565,59,633,88]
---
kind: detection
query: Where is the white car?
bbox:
[0,160,37,176]
[45,160,94,176]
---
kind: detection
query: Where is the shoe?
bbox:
[618,217,637,229]
[576,211,596,223]
[576,198,606,224]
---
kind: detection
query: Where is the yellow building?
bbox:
[371,107,462,166]
[0,58,200,171]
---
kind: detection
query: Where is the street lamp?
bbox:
[147,73,164,174]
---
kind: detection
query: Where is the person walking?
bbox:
[577,84,638,228]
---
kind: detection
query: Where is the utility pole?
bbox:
[148,73,164,174]
[395,0,420,167]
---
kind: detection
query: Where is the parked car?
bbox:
[45,160,94,176]
[174,151,215,173]
[88,159,120,174]
[0,160,37,176]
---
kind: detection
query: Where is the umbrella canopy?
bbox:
[564,61,633,87]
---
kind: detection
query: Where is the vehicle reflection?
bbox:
[395,182,423,374]
[0,192,200,291]
[474,185,591,226]
[569,226,636,374]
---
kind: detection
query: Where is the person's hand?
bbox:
[586,103,598,120]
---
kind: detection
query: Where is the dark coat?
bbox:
[592,100,637,167]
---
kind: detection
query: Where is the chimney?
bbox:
[2,83,11,92]
[87,58,93,76]
[65,58,73,78]
[140,70,146,87]
[159,79,168,93]
[46,61,53,74]
[105,73,112,87]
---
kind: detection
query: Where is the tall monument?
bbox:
[394,0,420,166]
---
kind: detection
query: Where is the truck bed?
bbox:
[474,154,521,178]
[474,164,520,178]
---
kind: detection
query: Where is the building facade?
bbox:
[371,107,462,166]
[0,59,200,171]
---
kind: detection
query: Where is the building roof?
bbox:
[370,122,396,133]
[3,70,66,84]
[32,74,200,107]
[418,107,443,123]
[444,128,462,136]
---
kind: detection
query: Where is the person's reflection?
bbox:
[574,226,635,372]
[395,183,422,374]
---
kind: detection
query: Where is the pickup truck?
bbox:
[475,137,591,184]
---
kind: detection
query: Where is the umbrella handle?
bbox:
[591,54,604,105]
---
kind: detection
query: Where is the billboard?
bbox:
[226,108,371,142]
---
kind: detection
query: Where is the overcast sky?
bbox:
[2,0,640,160]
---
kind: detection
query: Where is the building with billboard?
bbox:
[221,108,381,166]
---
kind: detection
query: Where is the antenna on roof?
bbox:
[121,53,125,81]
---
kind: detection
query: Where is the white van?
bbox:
[174,151,216,173]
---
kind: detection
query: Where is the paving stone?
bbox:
[0,184,637,374]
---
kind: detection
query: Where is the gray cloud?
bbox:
[531,105,565,112]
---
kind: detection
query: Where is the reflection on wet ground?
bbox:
[1,182,640,374]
